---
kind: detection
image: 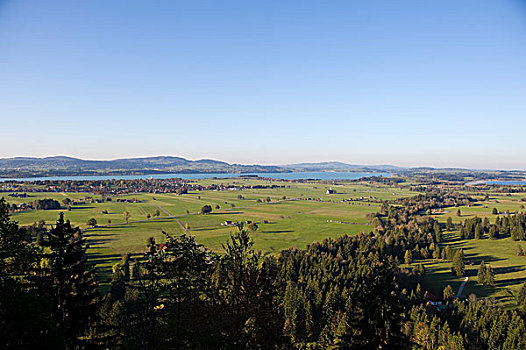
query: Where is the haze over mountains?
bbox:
[0,156,523,179]
[0,156,399,178]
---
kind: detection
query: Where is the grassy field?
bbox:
[3,179,414,280]
[420,190,526,308]
[5,180,526,307]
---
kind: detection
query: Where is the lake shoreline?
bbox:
[0,171,391,182]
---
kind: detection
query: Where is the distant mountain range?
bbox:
[281,162,402,172]
[0,156,398,178]
[1,156,523,180]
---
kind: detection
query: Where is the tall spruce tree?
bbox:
[443,285,454,302]
[40,213,100,348]
[485,264,495,287]
[477,261,488,285]
[452,249,465,277]
[0,198,58,348]
[518,283,526,311]
[446,217,454,231]
[404,249,413,265]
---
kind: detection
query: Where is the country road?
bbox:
[156,205,191,236]
[83,205,190,236]
[456,277,469,298]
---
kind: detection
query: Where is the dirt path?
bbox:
[456,277,469,298]
[156,205,191,236]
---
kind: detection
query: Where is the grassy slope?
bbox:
[421,191,526,308]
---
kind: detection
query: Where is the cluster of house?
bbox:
[340,196,382,204]
[15,202,31,210]
[1,178,288,197]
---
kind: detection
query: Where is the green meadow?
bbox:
[5,179,526,307]
[418,190,526,308]
[3,179,414,280]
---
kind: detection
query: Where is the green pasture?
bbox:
[419,194,526,308]
[9,178,526,308]
[3,179,414,281]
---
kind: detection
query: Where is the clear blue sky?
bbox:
[1,1,525,169]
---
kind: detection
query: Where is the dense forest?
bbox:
[2,196,526,349]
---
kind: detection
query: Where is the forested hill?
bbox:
[0,156,398,178]
[0,156,287,177]
[1,156,524,180]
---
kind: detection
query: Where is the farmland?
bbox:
[4,178,526,308]
[2,178,413,279]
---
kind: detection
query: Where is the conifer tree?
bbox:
[452,249,465,277]
[489,225,498,240]
[404,249,412,265]
[443,285,454,302]
[434,222,442,243]
[475,224,482,239]
[516,244,525,257]
[518,283,526,311]
[445,245,454,260]
[446,217,453,231]
[477,261,488,285]
[0,198,58,349]
[40,212,100,348]
[485,264,495,287]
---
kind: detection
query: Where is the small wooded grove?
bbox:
[2,196,526,349]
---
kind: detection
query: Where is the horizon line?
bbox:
[1,154,525,172]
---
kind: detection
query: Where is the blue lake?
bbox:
[467,180,526,186]
[0,172,390,182]
[484,180,526,186]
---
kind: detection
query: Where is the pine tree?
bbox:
[475,224,482,239]
[0,198,58,349]
[518,283,526,311]
[477,261,488,285]
[489,225,498,240]
[452,250,465,277]
[485,264,495,287]
[483,217,490,232]
[40,212,100,348]
[404,249,412,265]
[445,245,453,260]
[446,217,453,231]
[434,222,442,243]
[516,244,525,257]
[512,226,521,241]
[443,285,454,302]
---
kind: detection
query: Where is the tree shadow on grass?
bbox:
[209,211,245,215]
[84,233,118,238]
[85,226,132,232]
[146,219,177,223]
[88,253,122,283]
[86,238,114,247]
[192,227,220,232]
[493,265,525,275]
[87,252,121,265]
[496,277,526,287]
[463,253,505,264]
[262,230,294,234]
